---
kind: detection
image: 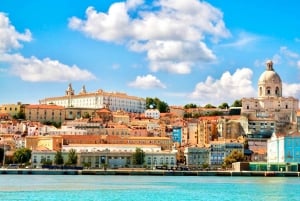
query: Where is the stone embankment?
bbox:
[1,168,300,177]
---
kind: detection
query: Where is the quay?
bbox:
[1,168,300,177]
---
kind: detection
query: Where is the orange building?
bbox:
[106,136,173,150]
[25,135,63,151]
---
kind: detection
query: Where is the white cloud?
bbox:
[69,5,130,42]
[283,82,300,98]
[280,46,299,59]
[221,32,259,48]
[128,74,166,89]
[0,13,96,82]
[126,0,144,10]
[0,53,95,82]
[189,68,256,106]
[69,0,230,74]
[0,13,32,52]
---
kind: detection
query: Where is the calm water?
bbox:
[0,175,299,201]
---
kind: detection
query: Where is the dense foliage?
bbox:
[0,148,4,164]
[184,103,198,109]
[132,148,145,165]
[12,111,25,120]
[223,150,246,167]
[146,97,169,113]
[231,99,242,107]
[54,151,64,165]
[204,104,216,108]
[13,148,32,164]
[66,149,78,165]
[218,102,229,109]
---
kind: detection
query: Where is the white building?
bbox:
[39,84,146,113]
[267,133,300,163]
[145,109,160,119]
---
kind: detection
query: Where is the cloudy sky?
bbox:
[1,0,300,107]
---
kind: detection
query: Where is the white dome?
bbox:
[258,70,282,85]
[258,61,282,98]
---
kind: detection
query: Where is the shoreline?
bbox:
[1,168,300,177]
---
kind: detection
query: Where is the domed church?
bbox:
[241,60,299,136]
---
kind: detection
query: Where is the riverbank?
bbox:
[1,168,300,177]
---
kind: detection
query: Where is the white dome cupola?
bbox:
[258,60,282,98]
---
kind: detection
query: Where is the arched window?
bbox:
[266,87,271,95]
[275,87,280,96]
[259,87,262,96]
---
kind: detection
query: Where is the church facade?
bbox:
[242,60,299,136]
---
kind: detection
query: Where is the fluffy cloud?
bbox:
[128,74,166,89]
[0,12,96,82]
[0,13,32,52]
[69,0,230,74]
[0,53,95,82]
[283,83,300,98]
[189,68,256,106]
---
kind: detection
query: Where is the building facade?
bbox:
[242,60,299,135]
[39,84,146,113]
[24,104,65,124]
[267,133,300,163]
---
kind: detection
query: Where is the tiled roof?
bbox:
[25,104,65,110]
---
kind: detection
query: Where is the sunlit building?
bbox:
[39,84,146,113]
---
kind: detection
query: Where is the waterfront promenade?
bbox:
[1,168,300,177]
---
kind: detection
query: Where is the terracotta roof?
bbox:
[25,104,65,110]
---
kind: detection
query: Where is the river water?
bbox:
[0,175,299,201]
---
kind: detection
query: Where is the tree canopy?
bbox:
[184,103,198,109]
[13,148,32,164]
[204,104,216,108]
[132,148,145,166]
[146,97,169,113]
[54,151,64,165]
[66,149,78,165]
[218,102,229,109]
[12,111,25,120]
[223,150,246,167]
[231,99,242,107]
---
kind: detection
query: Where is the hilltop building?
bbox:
[39,83,146,113]
[242,60,299,161]
[242,60,298,136]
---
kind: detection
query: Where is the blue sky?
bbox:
[1,0,300,107]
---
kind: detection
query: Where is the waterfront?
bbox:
[0,175,299,201]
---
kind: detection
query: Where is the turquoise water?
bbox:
[0,175,299,201]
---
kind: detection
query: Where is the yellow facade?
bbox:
[25,135,63,151]
[25,104,65,124]
[0,102,24,117]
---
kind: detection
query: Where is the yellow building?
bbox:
[25,104,65,124]
[25,135,63,151]
[0,102,24,118]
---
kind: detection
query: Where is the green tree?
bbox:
[184,103,198,109]
[218,102,229,109]
[0,148,4,165]
[204,104,216,108]
[41,157,52,165]
[146,97,169,113]
[12,111,25,120]
[223,150,246,167]
[66,149,78,165]
[13,148,32,164]
[231,99,242,107]
[54,151,64,165]
[82,112,90,119]
[132,148,145,166]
